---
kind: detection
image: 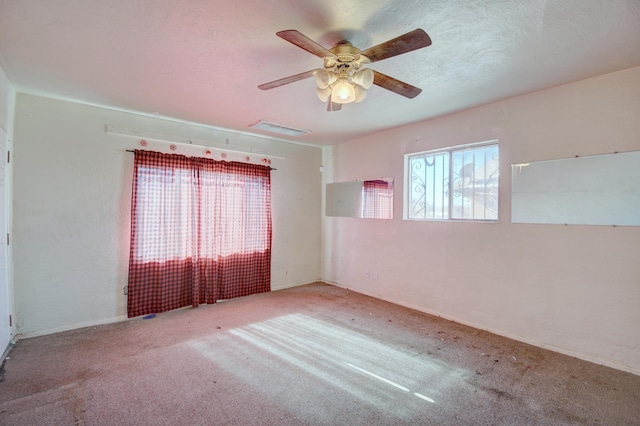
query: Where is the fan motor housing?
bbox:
[330,41,361,62]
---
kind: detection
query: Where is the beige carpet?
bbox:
[1,282,639,425]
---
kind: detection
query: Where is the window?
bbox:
[405,142,499,221]
[361,179,393,219]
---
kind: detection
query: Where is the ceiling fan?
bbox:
[258,29,432,111]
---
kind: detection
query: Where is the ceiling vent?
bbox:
[249,120,311,137]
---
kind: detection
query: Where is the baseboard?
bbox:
[324,280,640,377]
[271,280,319,291]
[1,342,13,363]
[14,284,311,340]
[15,315,130,340]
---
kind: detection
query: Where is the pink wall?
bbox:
[322,66,640,374]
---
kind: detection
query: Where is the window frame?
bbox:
[403,140,499,222]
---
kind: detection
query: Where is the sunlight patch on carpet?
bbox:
[187,313,465,420]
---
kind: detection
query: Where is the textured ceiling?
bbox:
[1,0,639,145]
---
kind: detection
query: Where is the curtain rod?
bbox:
[125,150,277,170]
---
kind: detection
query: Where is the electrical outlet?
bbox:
[373,272,379,280]
[364,269,370,278]
[123,286,128,295]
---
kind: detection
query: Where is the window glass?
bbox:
[406,142,498,221]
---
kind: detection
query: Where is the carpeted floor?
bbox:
[1,282,639,425]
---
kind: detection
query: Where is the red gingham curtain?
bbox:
[127,150,272,318]
[362,180,393,219]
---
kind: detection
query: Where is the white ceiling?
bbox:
[1,0,639,145]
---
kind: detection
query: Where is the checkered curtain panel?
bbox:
[362,180,393,219]
[127,150,272,318]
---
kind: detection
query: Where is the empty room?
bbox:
[0,1,639,424]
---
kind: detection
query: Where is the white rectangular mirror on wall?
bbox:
[511,150,640,226]
[326,178,394,219]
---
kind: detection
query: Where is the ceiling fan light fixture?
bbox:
[315,69,337,89]
[259,28,431,111]
[316,86,332,102]
[353,68,374,89]
[331,78,356,104]
[354,85,368,103]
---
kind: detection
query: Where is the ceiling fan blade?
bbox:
[327,99,342,112]
[276,30,336,59]
[372,70,422,99]
[360,29,432,63]
[258,69,316,90]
